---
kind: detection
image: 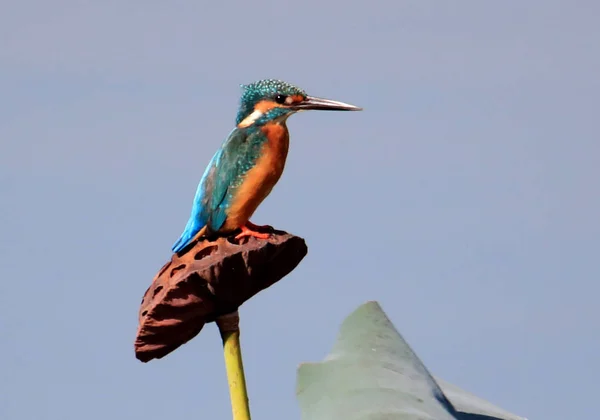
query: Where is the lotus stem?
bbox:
[216,311,251,420]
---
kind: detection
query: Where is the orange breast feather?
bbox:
[223,123,290,230]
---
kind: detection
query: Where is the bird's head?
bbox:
[235,79,362,128]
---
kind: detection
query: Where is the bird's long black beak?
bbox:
[293,95,362,111]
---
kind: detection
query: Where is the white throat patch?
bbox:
[238,109,264,128]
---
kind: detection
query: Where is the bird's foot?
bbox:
[246,220,274,232]
[234,224,271,241]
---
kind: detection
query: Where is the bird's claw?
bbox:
[234,224,271,242]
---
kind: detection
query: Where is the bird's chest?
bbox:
[226,123,290,224]
[254,123,289,185]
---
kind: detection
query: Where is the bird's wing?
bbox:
[205,128,265,229]
[171,128,264,252]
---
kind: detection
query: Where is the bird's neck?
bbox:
[260,121,290,164]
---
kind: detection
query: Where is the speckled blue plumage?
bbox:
[171,126,268,252]
[236,79,306,124]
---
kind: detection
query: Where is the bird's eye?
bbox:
[275,94,287,104]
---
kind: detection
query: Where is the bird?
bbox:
[171,79,362,253]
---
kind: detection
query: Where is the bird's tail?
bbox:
[171,221,208,253]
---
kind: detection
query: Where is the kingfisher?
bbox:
[171,79,362,253]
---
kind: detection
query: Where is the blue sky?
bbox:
[1,1,598,419]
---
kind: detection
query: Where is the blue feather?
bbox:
[171,147,222,252]
[171,127,266,252]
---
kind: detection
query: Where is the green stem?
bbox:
[217,311,251,420]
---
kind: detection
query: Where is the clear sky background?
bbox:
[1,1,598,419]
